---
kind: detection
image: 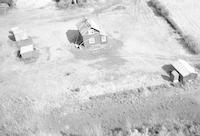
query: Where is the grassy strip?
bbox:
[60,121,200,136]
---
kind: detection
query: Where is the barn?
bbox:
[170,59,198,83]
[76,18,107,48]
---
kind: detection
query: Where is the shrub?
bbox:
[148,0,169,17]
[181,35,200,54]
[0,0,14,7]
[147,0,182,34]
[195,64,200,70]
[166,18,183,35]
[54,0,87,8]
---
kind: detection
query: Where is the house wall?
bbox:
[78,25,108,47]
[170,70,180,83]
[82,33,101,47]
[82,32,107,47]
[173,70,198,84]
[100,35,107,44]
[21,51,34,59]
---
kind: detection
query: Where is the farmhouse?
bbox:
[76,18,107,48]
[170,59,198,83]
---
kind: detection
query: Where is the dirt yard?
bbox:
[0,0,200,136]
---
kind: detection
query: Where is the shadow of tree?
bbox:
[8,34,15,41]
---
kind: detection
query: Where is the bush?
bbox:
[195,64,200,70]
[166,18,183,35]
[0,0,14,7]
[148,0,169,17]
[181,35,200,54]
[54,0,87,8]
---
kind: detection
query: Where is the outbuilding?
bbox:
[19,44,38,63]
[170,59,198,83]
[9,27,39,63]
[76,18,107,48]
[9,27,29,42]
[0,3,9,15]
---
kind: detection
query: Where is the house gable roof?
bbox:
[77,18,106,36]
[10,27,29,41]
[172,59,197,77]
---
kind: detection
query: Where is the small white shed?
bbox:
[9,27,29,42]
[171,59,198,83]
[19,44,38,63]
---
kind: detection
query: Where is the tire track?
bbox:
[170,9,192,32]
[183,13,200,35]
[171,8,200,36]
[139,1,156,25]
[179,11,200,32]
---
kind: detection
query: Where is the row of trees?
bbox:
[0,0,15,7]
[53,0,87,7]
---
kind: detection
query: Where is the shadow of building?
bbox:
[66,30,83,45]
[161,64,175,82]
